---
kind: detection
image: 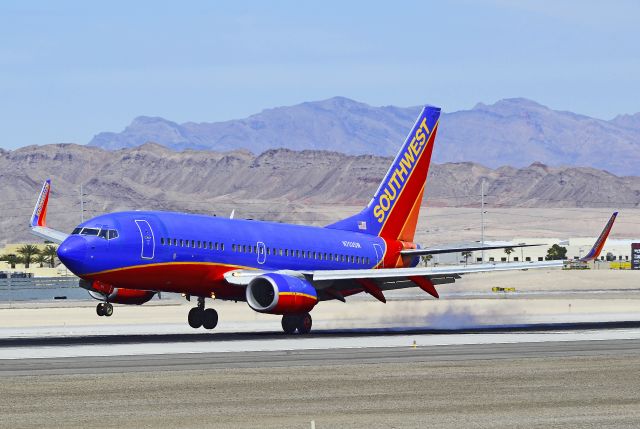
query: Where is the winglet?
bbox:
[580,212,618,262]
[30,179,51,228]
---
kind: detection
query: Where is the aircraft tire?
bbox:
[281,315,298,334]
[104,303,113,317]
[96,303,105,317]
[202,308,218,330]
[188,307,203,329]
[297,313,312,334]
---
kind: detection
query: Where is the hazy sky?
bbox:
[1,0,639,149]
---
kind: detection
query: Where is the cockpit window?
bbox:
[72,227,119,240]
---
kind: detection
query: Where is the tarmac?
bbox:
[1,268,639,428]
[1,338,639,428]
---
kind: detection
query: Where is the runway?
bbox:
[1,335,639,428]
[1,335,640,375]
[2,321,640,360]
[2,276,639,428]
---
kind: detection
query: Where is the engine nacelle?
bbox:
[80,279,156,305]
[246,273,318,315]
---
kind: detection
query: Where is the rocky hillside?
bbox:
[88,97,640,176]
[1,144,638,243]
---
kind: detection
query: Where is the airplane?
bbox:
[579,211,618,262]
[31,105,572,334]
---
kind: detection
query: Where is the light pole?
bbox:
[481,179,486,263]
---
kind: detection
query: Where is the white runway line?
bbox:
[1,329,640,360]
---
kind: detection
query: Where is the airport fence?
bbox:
[0,276,85,302]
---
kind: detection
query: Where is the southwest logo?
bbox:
[373,117,431,223]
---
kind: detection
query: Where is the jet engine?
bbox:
[246,273,318,315]
[80,279,156,305]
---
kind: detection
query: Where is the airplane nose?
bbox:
[57,235,88,273]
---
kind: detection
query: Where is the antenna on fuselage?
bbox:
[230,209,235,219]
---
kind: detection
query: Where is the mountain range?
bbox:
[1,143,638,243]
[89,97,640,176]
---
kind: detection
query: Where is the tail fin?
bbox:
[580,211,618,262]
[327,105,441,241]
[30,179,51,228]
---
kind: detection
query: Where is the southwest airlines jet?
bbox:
[29,106,613,334]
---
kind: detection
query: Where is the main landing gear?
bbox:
[188,297,218,330]
[281,313,312,335]
[96,302,113,317]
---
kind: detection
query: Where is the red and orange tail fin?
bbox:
[327,105,441,242]
[580,211,618,261]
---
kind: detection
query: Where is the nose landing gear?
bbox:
[187,297,218,330]
[96,302,113,317]
[281,313,312,335]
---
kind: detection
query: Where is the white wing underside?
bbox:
[224,260,563,289]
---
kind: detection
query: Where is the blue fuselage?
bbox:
[57,211,405,298]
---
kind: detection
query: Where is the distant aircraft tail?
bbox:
[326,105,441,242]
[579,211,618,262]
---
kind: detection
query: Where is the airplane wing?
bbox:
[29,179,69,244]
[224,260,563,300]
[400,243,543,256]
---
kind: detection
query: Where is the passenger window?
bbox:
[232,244,236,252]
[220,243,224,251]
[279,249,283,256]
[191,240,195,248]
[160,238,165,245]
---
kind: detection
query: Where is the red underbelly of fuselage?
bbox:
[87,262,246,300]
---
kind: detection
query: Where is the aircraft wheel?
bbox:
[298,313,312,334]
[281,315,298,335]
[96,303,105,317]
[202,308,218,330]
[188,307,203,329]
[104,303,113,317]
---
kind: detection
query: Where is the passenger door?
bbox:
[134,219,155,260]
[256,241,266,265]
[373,243,384,268]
